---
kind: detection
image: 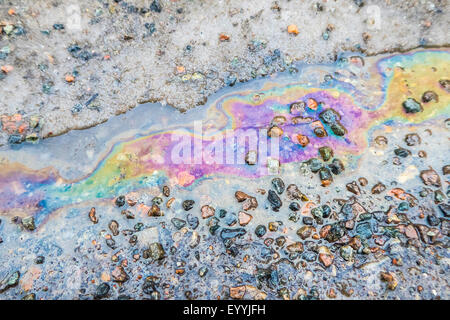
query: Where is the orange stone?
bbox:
[230,285,246,299]
[219,33,230,41]
[296,134,310,147]
[307,98,318,110]
[287,24,299,35]
[65,74,75,83]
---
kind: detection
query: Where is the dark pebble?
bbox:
[182,200,195,211]
[438,204,450,217]
[322,205,331,218]
[346,181,360,195]
[34,256,45,264]
[268,190,282,211]
[439,79,450,92]
[394,148,410,158]
[187,214,199,229]
[422,91,438,103]
[326,224,345,242]
[303,217,314,225]
[319,146,333,162]
[371,182,386,194]
[115,196,126,207]
[94,283,110,299]
[420,168,441,187]
[220,228,246,240]
[150,0,162,12]
[330,122,346,136]
[8,134,23,145]
[218,209,227,218]
[162,186,170,197]
[152,197,163,205]
[397,202,409,212]
[271,177,285,194]
[308,158,322,173]
[402,98,423,113]
[355,222,372,239]
[289,202,300,211]
[224,212,237,226]
[311,207,324,224]
[443,165,450,175]
[145,242,165,260]
[329,158,345,175]
[53,24,65,30]
[426,215,440,227]
[255,225,267,237]
[319,108,340,124]
[106,238,116,249]
[171,218,186,230]
[108,220,119,236]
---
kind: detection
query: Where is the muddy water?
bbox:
[0,48,449,299]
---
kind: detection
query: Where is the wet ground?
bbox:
[0,48,449,300]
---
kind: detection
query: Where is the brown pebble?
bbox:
[148,204,163,216]
[327,288,337,298]
[443,165,450,175]
[108,220,119,236]
[318,252,334,268]
[420,167,441,187]
[238,211,253,226]
[380,271,398,290]
[418,150,427,158]
[201,205,215,219]
[358,177,368,186]
[439,79,450,92]
[296,134,310,147]
[111,266,129,283]
[242,197,258,210]
[162,186,170,197]
[286,242,304,253]
[374,135,388,147]
[235,191,250,202]
[346,181,360,195]
[422,91,438,103]
[290,101,306,114]
[404,133,421,146]
[271,115,287,126]
[89,207,98,224]
[126,198,137,206]
[297,226,316,240]
[371,182,386,194]
[121,210,135,219]
[166,197,175,208]
[229,286,246,299]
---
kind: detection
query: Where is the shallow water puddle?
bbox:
[0,49,449,300]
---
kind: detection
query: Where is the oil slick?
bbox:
[0,48,448,227]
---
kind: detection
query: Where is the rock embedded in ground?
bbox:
[268,190,282,211]
[402,98,423,113]
[420,167,441,187]
[182,200,195,211]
